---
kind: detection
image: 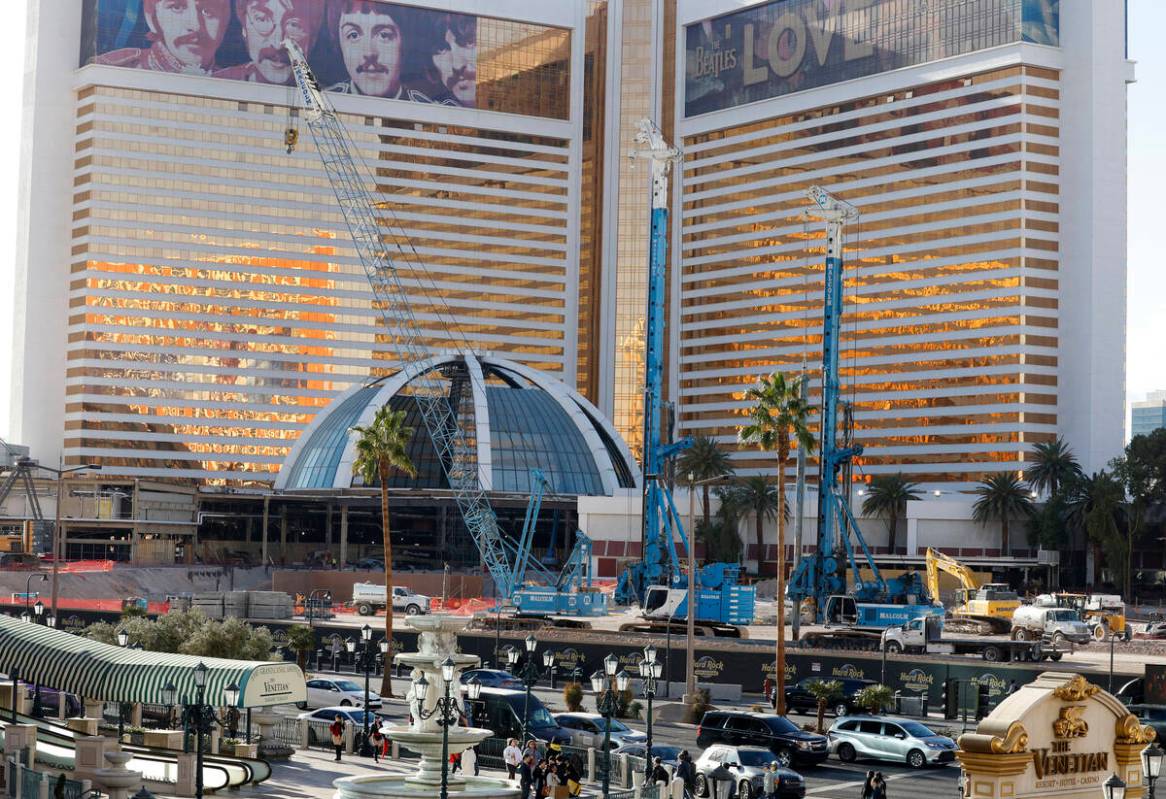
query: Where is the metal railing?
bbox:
[267,718,302,749]
[20,766,41,799]
[475,737,506,770]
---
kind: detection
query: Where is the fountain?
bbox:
[332,616,521,799]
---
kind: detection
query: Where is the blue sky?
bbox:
[0,2,1161,439]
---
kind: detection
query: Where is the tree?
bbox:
[181,617,275,661]
[1109,430,1166,597]
[351,405,417,697]
[84,611,276,660]
[1026,437,1084,499]
[697,488,744,564]
[854,684,894,715]
[286,625,317,672]
[677,437,736,527]
[738,371,814,716]
[860,474,921,554]
[1065,471,1126,587]
[805,679,843,733]
[724,476,781,575]
[971,472,1034,554]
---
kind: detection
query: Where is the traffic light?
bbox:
[942,678,959,720]
[976,683,991,720]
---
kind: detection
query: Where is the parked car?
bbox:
[697,711,829,768]
[302,677,382,710]
[1116,677,1144,705]
[826,715,956,768]
[555,712,647,749]
[458,669,523,690]
[354,558,385,571]
[33,687,82,717]
[464,687,571,746]
[297,706,380,746]
[778,677,876,717]
[612,743,683,771]
[693,745,805,799]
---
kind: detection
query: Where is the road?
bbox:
[282,672,961,799]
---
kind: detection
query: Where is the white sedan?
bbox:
[302,677,382,710]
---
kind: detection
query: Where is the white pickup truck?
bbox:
[351,582,432,617]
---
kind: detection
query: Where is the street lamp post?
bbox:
[116,629,132,740]
[1103,773,1126,799]
[1143,744,1164,799]
[639,645,662,783]
[543,649,556,690]
[413,658,472,799]
[347,625,377,756]
[25,574,47,618]
[44,461,101,617]
[508,635,541,742]
[164,664,240,799]
[591,654,629,799]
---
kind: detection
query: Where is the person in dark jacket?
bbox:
[519,754,536,799]
[871,772,887,799]
[676,750,696,798]
[650,757,671,785]
[862,771,876,799]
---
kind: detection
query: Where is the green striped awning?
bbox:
[0,614,305,707]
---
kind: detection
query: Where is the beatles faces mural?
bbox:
[81,0,480,108]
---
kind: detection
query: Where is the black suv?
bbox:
[697,711,829,768]
[779,677,876,717]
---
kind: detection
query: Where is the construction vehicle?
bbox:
[1011,602,1092,645]
[282,42,604,618]
[925,548,1018,634]
[786,188,931,625]
[1030,593,1124,641]
[609,119,755,636]
[882,614,1067,663]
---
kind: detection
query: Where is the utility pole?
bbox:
[686,473,696,701]
[792,375,808,642]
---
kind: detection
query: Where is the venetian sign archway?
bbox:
[958,672,1156,799]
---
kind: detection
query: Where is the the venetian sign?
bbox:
[957,673,1156,799]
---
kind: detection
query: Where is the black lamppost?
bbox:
[543,649,556,689]
[164,664,240,799]
[413,657,471,799]
[24,574,46,619]
[638,645,662,782]
[116,629,131,740]
[1103,774,1126,799]
[1143,744,1165,799]
[590,654,629,799]
[347,624,377,756]
[508,635,540,742]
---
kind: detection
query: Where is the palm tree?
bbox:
[352,405,417,697]
[805,679,843,733]
[725,476,781,575]
[860,474,921,554]
[1026,438,1083,499]
[677,436,736,527]
[286,625,317,672]
[1065,471,1127,588]
[971,472,1035,554]
[739,371,814,716]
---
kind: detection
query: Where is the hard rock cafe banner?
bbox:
[685,0,1060,117]
[81,0,490,109]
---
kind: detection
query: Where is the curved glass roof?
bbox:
[278,354,638,496]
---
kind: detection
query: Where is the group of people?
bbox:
[503,738,582,799]
[95,0,478,108]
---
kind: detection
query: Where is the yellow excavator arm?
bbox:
[925,547,978,602]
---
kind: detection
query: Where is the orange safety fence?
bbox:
[0,597,168,615]
[56,560,116,573]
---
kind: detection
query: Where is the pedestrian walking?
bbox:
[872,772,887,799]
[861,771,876,799]
[651,757,670,786]
[519,754,536,799]
[526,739,542,767]
[676,750,696,799]
[463,745,479,776]
[504,738,523,779]
[764,762,781,799]
[329,715,345,762]
[368,728,385,763]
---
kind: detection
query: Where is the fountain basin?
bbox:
[385,725,493,788]
[334,775,520,799]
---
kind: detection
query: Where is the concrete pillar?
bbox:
[72,736,109,782]
[587,747,595,782]
[325,504,333,548]
[339,505,349,569]
[245,514,254,544]
[344,721,355,755]
[261,495,270,565]
[906,517,919,556]
[279,506,288,564]
[83,699,103,720]
[175,752,197,797]
[130,703,142,728]
[4,724,37,767]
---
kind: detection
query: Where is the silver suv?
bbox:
[693,745,805,799]
[826,716,956,769]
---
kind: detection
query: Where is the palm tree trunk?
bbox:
[816,699,825,734]
[776,451,787,716]
[1001,516,1009,555]
[755,513,765,576]
[702,484,711,528]
[379,463,395,698]
[887,509,898,554]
